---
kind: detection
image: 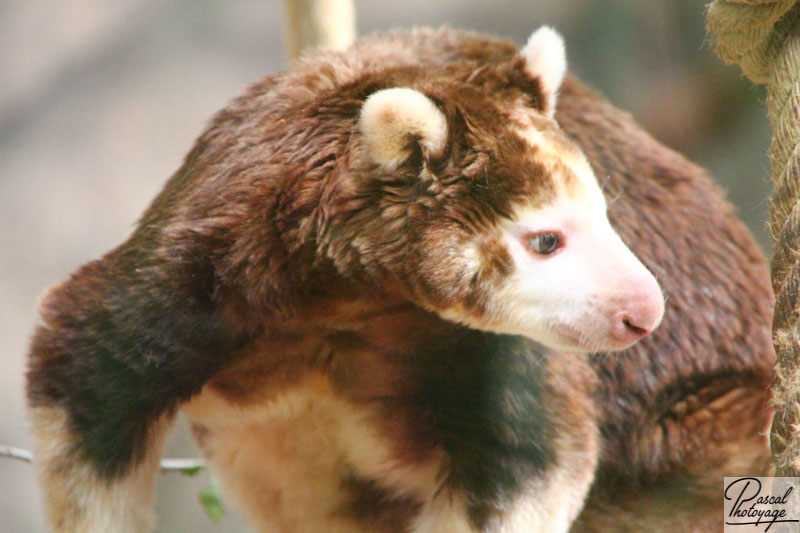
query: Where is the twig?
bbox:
[0,444,205,473]
[159,458,206,473]
[0,445,33,463]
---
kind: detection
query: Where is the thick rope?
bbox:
[707,0,800,476]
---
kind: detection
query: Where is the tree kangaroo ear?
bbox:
[519,26,567,117]
[359,87,448,171]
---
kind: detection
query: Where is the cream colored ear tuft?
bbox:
[520,26,567,117]
[359,88,448,171]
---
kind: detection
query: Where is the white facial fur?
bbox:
[434,131,664,353]
[483,132,664,352]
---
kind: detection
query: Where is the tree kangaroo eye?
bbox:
[528,232,561,255]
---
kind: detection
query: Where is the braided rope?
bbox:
[707,0,800,475]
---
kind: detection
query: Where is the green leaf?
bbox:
[179,465,205,477]
[198,477,227,523]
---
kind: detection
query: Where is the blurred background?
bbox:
[0,1,771,531]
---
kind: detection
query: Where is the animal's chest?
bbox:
[179,330,567,532]
[180,353,442,533]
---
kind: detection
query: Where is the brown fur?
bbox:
[26,26,773,532]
